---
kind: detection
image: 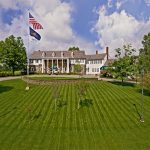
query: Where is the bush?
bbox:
[0,71,21,77]
[144,73,150,89]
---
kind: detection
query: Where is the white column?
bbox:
[67,58,69,73]
[42,59,44,73]
[52,59,53,74]
[62,59,63,73]
[57,59,58,68]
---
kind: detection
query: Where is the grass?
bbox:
[0,79,150,150]
[28,76,97,81]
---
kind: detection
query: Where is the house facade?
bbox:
[29,47,109,75]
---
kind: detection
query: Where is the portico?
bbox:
[42,58,70,74]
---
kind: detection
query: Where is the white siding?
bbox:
[70,59,86,65]
[86,56,107,75]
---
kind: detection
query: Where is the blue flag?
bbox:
[29,27,41,40]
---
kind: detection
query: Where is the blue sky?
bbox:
[0,0,150,56]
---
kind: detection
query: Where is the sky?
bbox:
[0,0,150,57]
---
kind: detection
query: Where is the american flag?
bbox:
[29,13,43,30]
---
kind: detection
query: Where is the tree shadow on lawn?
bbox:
[136,89,150,97]
[79,99,93,108]
[133,104,142,120]
[0,85,13,94]
[108,81,135,87]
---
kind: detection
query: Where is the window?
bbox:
[92,68,94,72]
[75,59,80,63]
[80,59,84,63]
[30,60,33,63]
[31,67,34,71]
[97,68,99,72]
[42,52,45,57]
[97,60,102,64]
[86,68,89,72]
[52,52,55,57]
[36,60,38,63]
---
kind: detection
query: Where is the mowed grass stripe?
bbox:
[0,85,43,145]
[94,81,135,129]
[90,82,119,131]
[46,84,65,150]
[96,82,133,129]
[0,85,46,148]
[0,79,150,150]
[55,84,67,150]
[71,84,80,150]
[103,82,143,128]
[87,82,114,149]
[0,80,26,115]
[89,82,118,131]
[15,86,47,128]
[110,83,150,119]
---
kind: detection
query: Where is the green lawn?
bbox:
[28,76,97,81]
[0,79,150,150]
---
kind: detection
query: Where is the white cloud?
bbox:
[0,0,32,10]
[92,7,150,57]
[116,1,122,9]
[0,0,96,55]
[108,0,113,8]
[145,0,150,6]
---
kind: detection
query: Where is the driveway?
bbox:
[0,76,21,81]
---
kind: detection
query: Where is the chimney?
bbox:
[106,47,109,60]
[96,50,98,55]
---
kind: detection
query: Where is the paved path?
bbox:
[0,76,21,81]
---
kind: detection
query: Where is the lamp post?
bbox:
[140,67,144,123]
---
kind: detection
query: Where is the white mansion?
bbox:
[29,47,109,75]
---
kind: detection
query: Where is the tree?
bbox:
[74,64,82,74]
[144,73,150,89]
[52,85,60,111]
[139,33,150,72]
[111,44,137,83]
[77,81,89,109]
[68,46,80,51]
[0,35,27,75]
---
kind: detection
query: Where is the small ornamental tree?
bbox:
[74,64,82,75]
[77,81,89,109]
[111,44,137,83]
[52,85,61,111]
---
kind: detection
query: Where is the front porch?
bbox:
[42,58,70,74]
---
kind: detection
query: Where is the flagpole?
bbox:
[26,9,30,90]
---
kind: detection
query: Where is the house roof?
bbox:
[30,50,86,59]
[30,50,107,60]
[86,53,107,60]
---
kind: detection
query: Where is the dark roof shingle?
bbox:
[30,50,86,59]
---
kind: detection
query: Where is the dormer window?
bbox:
[71,52,74,58]
[42,52,46,57]
[61,52,64,57]
[52,52,55,57]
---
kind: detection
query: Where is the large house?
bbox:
[29,47,109,75]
